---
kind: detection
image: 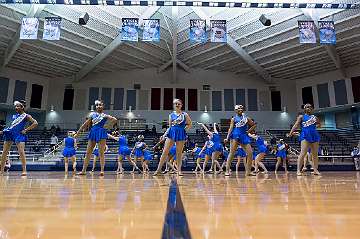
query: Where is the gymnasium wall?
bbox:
[295,64,360,110]
[44,68,298,129]
[0,68,49,110]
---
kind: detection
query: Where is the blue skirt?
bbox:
[144,153,152,161]
[88,127,108,143]
[211,143,223,153]
[134,148,144,157]
[3,129,27,143]
[235,148,246,158]
[196,153,205,159]
[118,146,131,157]
[93,149,99,157]
[300,130,320,143]
[230,129,251,145]
[62,147,76,157]
[169,147,177,156]
[276,151,287,159]
[258,145,268,154]
[167,126,186,142]
[204,148,213,156]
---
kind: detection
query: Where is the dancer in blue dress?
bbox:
[199,136,214,173]
[62,131,77,174]
[221,146,229,170]
[75,99,117,176]
[224,105,256,176]
[198,123,223,174]
[153,99,192,176]
[143,149,152,173]
[192,143,204,172]
[108,131,141,174]
[235,146,247,173]
[275,139,288,173]
[288,103,321,176]
[131,135,147,173]
[0,100,38,176]
[248,133,269,174]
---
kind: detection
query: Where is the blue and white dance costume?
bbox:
[144,150,152,161]
[276,143,287,159]
[222,148,229,161]
[93,147,99,157]
[88,112,109,143]
[169,145,177,159]
[166,112,188,142]
[235,147,247,158]
[134,141,146,158]
[62,137,76,158]
[204,140,214,157]
[3,113,29,143]
[300,114,320,143]
[230,114,251,145]
[194,147,205,160]
[118,135,131,157]
[211,133,223,153]
[255,136,268,154]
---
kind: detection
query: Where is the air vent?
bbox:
[134,84,141,90]
[269,86,277,91]
[65,84,73,89]
[203,85,211,91]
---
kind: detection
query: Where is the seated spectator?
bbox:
[33,139,42,152]
[144,125,150,135]
[151,125,157,135]
[351,146,359,157]
[50,125,56,135]
[0,120,5,131]
[42,127,48,137]
[270,137,277,145]
[50,134,59,152]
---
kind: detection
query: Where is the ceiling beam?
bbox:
[204,56,240,70]
[171,6,178,83]
[161,12,173,57]
[2,5,45,68]
[74,6,160,82]
[190,7,271,83]
[302,9,347,78]
[190,49,233,67]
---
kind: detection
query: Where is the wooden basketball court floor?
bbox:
[0,172,359,239]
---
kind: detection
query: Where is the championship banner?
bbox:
[319,21,336,44]
[20,17,39,40]
[210,20,227,43]
[189,19,207,43]
[43,17,62,41]
[298,21,316,44]
[121,18,139,42]
[142,19,160,42]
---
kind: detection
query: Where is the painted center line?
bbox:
[162,179,192,239]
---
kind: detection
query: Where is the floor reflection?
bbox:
[179,172,360,239]
[0,172,170,239]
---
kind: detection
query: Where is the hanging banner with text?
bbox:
[210,20,227,43]
[142,19,160,42]
[190,19,207,43]
[20,17,39,40]
[319,21,336,44]
[298,21,317,44]
[121,18,139,42]
[43,17,62,41]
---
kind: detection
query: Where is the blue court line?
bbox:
[162,179,192,239]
